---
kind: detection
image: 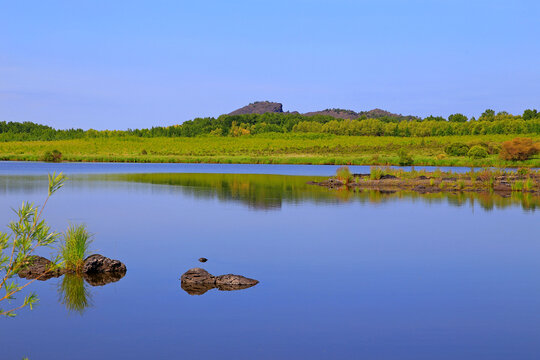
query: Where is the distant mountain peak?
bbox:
[228,101,283,115]
[227,102,416,120]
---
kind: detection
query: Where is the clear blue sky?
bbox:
[1,0,539,130]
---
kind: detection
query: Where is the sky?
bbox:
[1,0,539,130]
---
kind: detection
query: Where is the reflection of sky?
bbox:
[1,168,539,359]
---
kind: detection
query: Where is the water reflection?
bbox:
[59,274,92,314]
[57,271,127,314]
[103,173,540,212]
[181,281,258,295]
[1,173,537,211]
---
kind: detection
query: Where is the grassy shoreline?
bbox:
[1,134,539,167]
[313,166,540,195]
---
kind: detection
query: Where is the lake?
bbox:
[1,162,539,359]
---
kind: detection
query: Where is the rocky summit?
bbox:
[228,101,283,115]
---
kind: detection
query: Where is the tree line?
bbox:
[1,109,539,141]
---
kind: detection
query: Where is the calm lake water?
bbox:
[1,162,539,359]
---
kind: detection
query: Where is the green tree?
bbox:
[479,109,496,121]
[523,109,538,121]
[448,113,468,123]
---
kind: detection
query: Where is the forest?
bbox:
[1,109,539,141]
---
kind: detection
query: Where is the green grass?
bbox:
[61,225,92,272]
[0,133,539,167]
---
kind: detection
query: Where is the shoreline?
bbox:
[309,169,540,196]
[0,156,539,168]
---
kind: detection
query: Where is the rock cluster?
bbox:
[180,268,259,295]
[18,254,126,286]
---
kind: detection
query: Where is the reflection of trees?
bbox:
[2,173,537,211]
[108,173,539,212]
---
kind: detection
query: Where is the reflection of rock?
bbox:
[215,282,258,291]
[180,268,259,295]
[83,271,126,286]
[18,256,65,281]
[181,282,214,295]
[83,254,127,274]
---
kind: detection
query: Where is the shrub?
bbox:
[468,145,488,159]
[397,149,413,166]
[1,173,66,317]
[445,143,470,156]
[335,166,352,184]
[43,149,62,162]
[512,181,524,191]
[141,149,148,155]
[524,178,533,191]
[499,138,539,161]
[61,225,92,272]
[370,167,384,180]
[436,153,447,160]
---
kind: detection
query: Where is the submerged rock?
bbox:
[18,256,65,281]
[83,254,127,274]
[180,268,259,295]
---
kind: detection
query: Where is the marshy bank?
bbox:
[310,167,540,197]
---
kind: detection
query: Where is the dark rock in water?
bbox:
[215,274,259,291]
[215,274,258,287]
[180,268,258,295]
[198,257,208,263]
[84,271,126,286]
[83,254,127,274]
[229,101,283,115]
[18,256,65,281]
[180,267,215,285]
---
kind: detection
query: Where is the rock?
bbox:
[228,101,283,115]
[198,257,208,263]
[215,274,259,290]
[180,268,258,295]
[180,268,215,285]
[83,254,127,274]
[18,256,65,280]
[380,174,397,180]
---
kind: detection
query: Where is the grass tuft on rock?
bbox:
[61,225,92,272]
